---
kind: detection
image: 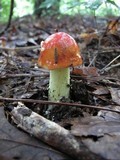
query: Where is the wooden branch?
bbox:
[104,62,120,72]
[11,104,104,160]
[0,73,49,79]
[0,45,40,51]
[100,54,120,73]
[0,97,120,113]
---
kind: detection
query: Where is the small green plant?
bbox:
[0,0,120,23]
[60,0,120,17]
[34,0,60,17]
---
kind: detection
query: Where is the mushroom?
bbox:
[38,32,82,104]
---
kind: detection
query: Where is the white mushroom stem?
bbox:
[49,68,70,102]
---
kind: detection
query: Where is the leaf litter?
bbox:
[0,15,120,160]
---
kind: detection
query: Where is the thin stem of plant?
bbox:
[100,54,120,73]
[0,97,120,114]
[103,62,120,72]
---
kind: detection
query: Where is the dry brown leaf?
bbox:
[72,67,100,82]
[0,107,71,160]
[98,105,120,121]
[80,32,99,45]
[106,20,119,35]
[109,87,120,105]
[83,133,120,160]
[93,86,109,95]
[60,115,120,160]
[70,116,120,137]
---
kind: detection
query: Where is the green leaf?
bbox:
[106,0,119,8]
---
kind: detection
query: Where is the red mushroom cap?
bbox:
[38,32,82,70]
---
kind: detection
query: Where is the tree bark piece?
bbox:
[11,103,104,160]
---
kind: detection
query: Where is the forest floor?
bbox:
[0,15,120,160]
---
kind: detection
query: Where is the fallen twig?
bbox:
[102,62,120,72]
[0,73,49,79]
[0,45,40,51]
[11,103,104,160]
[0,97,120,113]
[100,48,120,54]
[100,54,120,73]
[89,46,120,67]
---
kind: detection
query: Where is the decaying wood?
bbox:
[11,103,104,160]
